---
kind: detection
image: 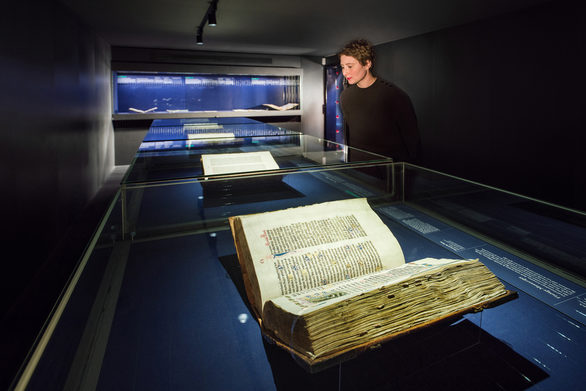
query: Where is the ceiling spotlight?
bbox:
[208,7,217,26]
[195,0,219,46]
[196,28,203,45]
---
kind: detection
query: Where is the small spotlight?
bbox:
[208,10,217,26]
[195,0,218,47]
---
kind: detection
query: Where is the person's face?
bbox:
[340,54,371,85]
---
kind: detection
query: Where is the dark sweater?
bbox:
[340,78,420,163]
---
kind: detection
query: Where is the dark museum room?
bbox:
[2,0,585,390]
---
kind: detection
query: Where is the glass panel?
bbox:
[120,164,395,239]
[401,163,586,283]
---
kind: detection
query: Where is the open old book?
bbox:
[228,198,515,367]
[262,103,299,111]
[201,151,279,176]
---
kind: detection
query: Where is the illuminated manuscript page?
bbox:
[236,198,405,311]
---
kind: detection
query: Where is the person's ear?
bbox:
[365,60,372,71]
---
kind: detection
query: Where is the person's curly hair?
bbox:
[338,39,375,66]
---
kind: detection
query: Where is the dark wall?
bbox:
[374,0,586,211]
[0,0,113,387]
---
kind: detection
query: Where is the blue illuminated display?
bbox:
[324,65,345,144]
[113,72,300,114]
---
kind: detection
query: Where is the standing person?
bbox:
[338,39,420,163]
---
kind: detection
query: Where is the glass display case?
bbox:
[112,71,301,120]
[119,117,392,237]
[124,130,384,182]
[140,117,300,147]
[11,160,586,391]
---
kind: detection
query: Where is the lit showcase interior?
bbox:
[13,119,586,391]
[112,72,301,118]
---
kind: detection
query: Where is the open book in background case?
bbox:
[229,198,517,371]
[200,151,290,207]
[201,151,279,176]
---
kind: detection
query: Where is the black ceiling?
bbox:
[60,0,552,57]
